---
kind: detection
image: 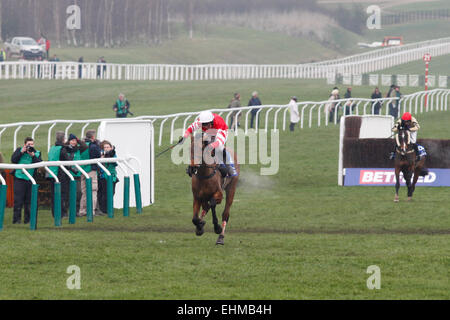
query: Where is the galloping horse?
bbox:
[189,132,239,245]
[393,126,427,202]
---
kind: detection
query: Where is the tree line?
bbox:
[0,0,169,47]
[0,0,367,47]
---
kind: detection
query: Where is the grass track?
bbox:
[0,79,449,299]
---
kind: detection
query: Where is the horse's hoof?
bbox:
[216,235,225,245]
[394,196,399,203]
[195,220,206,236]
[407,197,412,201]
[214,224,222,235]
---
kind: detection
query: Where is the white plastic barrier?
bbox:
[0,89,449,152]
[1,37,450,81]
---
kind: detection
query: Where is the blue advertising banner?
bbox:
[344,168,450,187]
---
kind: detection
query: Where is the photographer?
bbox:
[11,137,42,224]
[61,134,88,216]
[79,130,102,217]
[97,140,118,215]
[49,133,87,218]
[113,93,132,118]
[48,131,68,218]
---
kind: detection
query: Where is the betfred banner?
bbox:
[344,168,450,187]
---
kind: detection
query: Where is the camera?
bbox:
[27,146,36,153]
[104,148,116,158]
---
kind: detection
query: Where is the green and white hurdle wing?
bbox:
[0,157,142,231]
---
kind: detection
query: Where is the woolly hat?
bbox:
[68,134,77,142]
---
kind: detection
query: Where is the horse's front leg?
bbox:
[200,202,210,221]
[394,167,400,202]
[405,168,414,201]
[210,192,223,235]
[192,198,205,236]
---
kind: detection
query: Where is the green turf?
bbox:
[363,19,450,44]
[0,79,449,299]
[389,0,449,12]
[373,54,450,76]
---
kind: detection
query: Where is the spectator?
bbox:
[371,87,382,115]
[102,57,107,76]
[11,137,42,224]
[50,54,60,79]
[228,92,242,130]
[113,93,131,118]
[35,56,43,78]
[45,38,51,60]
[47,131,69,218]
[97,56,106,78]
[0,48,6,62]
[97,140,118,215]
[395,86,402,118]
[325,88,339,123]
[96,57,103,78]
[78,57,84,79]
[62,134,88,216]
[79,130,102,217]
[46,131,69,217]
[386,84,397,118]
[344,87,355,116]
[288,96,300,132]
[248,91,262,129]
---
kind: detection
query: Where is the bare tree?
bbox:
[0,0,3,42]
[53,0,61,47]
[1,0,170,48]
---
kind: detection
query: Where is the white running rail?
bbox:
[0,89,448,152]
[1,38,450,81]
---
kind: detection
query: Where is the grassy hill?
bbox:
[374,54,450,75]
[49,26,343,65]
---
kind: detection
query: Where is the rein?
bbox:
[395,129,414,157]
[191,164,219,180]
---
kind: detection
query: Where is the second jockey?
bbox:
[180,111,238,177]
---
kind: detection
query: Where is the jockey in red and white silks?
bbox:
[182,111,237,176]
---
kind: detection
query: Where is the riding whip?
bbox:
[155,138,184,158]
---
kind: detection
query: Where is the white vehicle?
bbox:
[4,37,45,60]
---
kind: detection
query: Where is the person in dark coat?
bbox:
[11,137,42,224]
[371,87,382,115]
[78,57,84,79]
[344,87,355,116]
[248,91,262,129]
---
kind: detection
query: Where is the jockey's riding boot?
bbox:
[389,151,396,160]
[226,164,238,177]
[223,148,238,177]
[218,165,228,178]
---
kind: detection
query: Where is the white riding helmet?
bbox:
[198,111,214,123]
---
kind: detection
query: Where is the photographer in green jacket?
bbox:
[11,137,42,224]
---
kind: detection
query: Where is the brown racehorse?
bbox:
[393,126,427,202]
[189,132,239,245]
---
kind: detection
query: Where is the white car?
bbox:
[4,37,45,60]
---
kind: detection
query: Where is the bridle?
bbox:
[190,132,219,180]
[395,127,414,156]
[190,164,219,180]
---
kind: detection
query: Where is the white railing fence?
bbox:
[1,38,450,81]
[0,89,448,152]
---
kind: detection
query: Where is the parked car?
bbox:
[3,37,45,60]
